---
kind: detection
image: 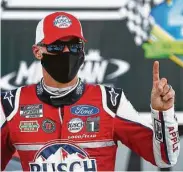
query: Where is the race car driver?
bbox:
[1,11,180,172]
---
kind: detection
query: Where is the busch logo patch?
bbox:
[68,118,84,133]
[54,15,72,28]
[20,104,43,118]
[29,141,97,172]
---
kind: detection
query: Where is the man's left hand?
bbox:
[151,61,175,111]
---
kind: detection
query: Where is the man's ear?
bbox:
[32,45,43,60]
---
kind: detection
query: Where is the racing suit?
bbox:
[1,79,180,171]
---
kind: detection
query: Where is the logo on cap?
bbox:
[54,15,72,28]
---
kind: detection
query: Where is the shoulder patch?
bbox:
[104,86,122,114]
[1,89,18,118]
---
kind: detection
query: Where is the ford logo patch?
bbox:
[71,105,99,116]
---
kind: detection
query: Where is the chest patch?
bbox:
[29,141,97,172]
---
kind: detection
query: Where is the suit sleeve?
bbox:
[0,89,20,171]
[0,101,16,171]
[113,91,180,168]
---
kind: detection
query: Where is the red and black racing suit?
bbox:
[1,79,180,171]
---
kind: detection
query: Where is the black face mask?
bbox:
[41,52,84,83]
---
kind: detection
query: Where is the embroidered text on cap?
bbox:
[53,15,72,28]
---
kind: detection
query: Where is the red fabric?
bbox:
[1,124,16,171]
[2,83,172,171]
[2,84,117,171]
[114,117,156,166]
[43,12,87,44]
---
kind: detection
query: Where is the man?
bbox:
[1,11,180,172]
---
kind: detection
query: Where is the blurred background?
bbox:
[1,0,183,171]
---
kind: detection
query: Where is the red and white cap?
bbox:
[35,11,87,44]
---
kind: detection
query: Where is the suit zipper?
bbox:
[58,107,63,124]
[59,107,65,139]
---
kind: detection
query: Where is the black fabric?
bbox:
[127,151,141,171]
[1,89,18,118]
[104,86,122,114]
[36,79,85,107]
[41,51,84,83]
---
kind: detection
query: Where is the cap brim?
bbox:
[43,34,87,44]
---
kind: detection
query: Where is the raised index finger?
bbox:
[153,61,160,83]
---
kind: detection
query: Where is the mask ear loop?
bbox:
[39,47,44,55]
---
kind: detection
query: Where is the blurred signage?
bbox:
[1,0,164,20]
[0,50,130,90]
[121,0,183,67]
[1,0,128,20]
[144,0,183,67]
[1,0,183,171]
[3,0,182,67]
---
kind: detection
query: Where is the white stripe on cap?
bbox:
[35,18,45,44]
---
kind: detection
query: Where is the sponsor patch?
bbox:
[3,91,14,108]
[154,119,163,142]
[68,134,97,140]
[20,104,43,118]
[86,117,100,132]
[71,105,99,116]
[54,15,72,28]
[168,127,180,153]
[19,121,39,132]
[42,119,56,133]
[29,141,97,172]
[109,87,119,106]
[76,81,84,95]
[36,82,43,95]
[68,118,84,133]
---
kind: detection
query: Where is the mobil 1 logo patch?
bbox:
[86,117,100,132]
[20,104,43,118]
[68,118,84,133]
